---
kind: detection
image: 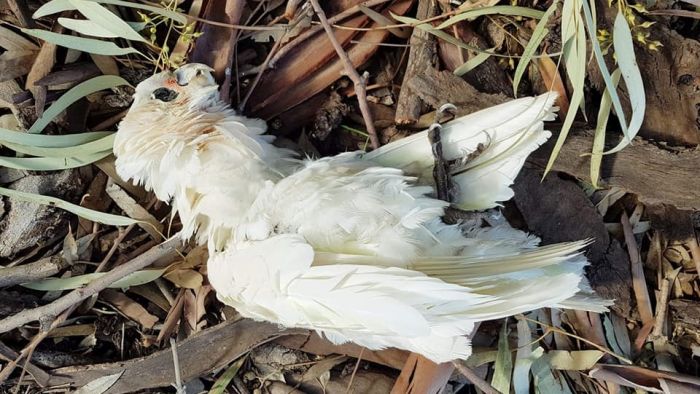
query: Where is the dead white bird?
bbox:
[114,64,609,363]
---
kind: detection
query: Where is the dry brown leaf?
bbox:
[391,354,453,394]
[194,285,212,331]
[590,364,700,393]
[128,283,172,312]
[163,268,203,289]
[101,289,159,329]
[105,180,163,240]
[535,56,570,119]
[156,288,185,342]
[89,54,120,76]
[182,288,197,334]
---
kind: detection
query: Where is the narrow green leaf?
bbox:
[35,0,187,24]
[437,6,545,30]
[359,5,409,38]
[0,186,139,226]
[0,151,111,170]
[2,133,115,157]
[453,50,492,76]
[0,127,111,147]
[580,1,629,149]
[590,68,621,188]
[22,29,140,56]
[22,268,167,291]
[70,0,147,42]
[604,9,646,154]
[58,18,121,38]
[29,75,130,134]
[513,0,559,96]
[541,350,604,370]
[492,319,513,394]
[209,357,247,394]
[33,0,73,18]
[543,0,586,176]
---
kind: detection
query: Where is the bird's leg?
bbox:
[429,103,458,202]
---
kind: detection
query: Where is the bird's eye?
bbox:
[151,87,178,102]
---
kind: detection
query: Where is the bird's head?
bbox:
[130,63,219,110]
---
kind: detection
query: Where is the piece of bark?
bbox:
[0,170,84,258]
[590,1,700,146]
[437,23,512,96]
[395,0,438,125]
[512,167,634,317]
[45,319,294,393]
[189,0,244,98]
[407,67,508,117]
[528,130,700,210]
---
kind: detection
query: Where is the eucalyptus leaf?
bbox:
[0,151,111,170]
[58,18,121,38]
[34,0,187,23]
[210,357,247,394]
[22,268,168,291]
[0,127,111,147]
[492,319,513,394]
[543,0,586,176]
[69,0,147,42]
[22,29,141,57]
[29,75,130,134]
[605,9,646,154]
[437,6,545,30]
[590,68,621,188]
[454,50,493,76]
[513,0,559,96]
[2,134,115,157]
[0,186,140,226]
[74,371,124,394]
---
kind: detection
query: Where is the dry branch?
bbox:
[0,256,70,288]
[309,0,380,149]
[0,236,181,334]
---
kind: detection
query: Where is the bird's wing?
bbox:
[314,240,612,314]
[363,93,557,210]
[208,234,487,362]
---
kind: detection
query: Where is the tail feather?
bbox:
[364,93,558,210]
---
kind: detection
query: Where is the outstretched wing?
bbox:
[364,93,557,210]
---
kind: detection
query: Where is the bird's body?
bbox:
[115,64,609,363]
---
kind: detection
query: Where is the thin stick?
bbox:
[345,348,364,393]
[309,0,380,149]
[270,0,392,67]
[0,236,181,334]
[238,32,285,111]
[170,338,186,394]
[451,361,499,394]
[621,212,654,325]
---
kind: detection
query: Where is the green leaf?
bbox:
[0,186,139,226]
[0,151,111,170]
[580,1,629,151]
[513,0,559,96]
[22,268,168,291]
[29,75,130,134]
[35,0,187,24]
[209,357,247,394]
[0,127,112,147]
[2,133,115,157]
[58,18,122,38]
[541,350,604,370]
[492,319,513,394]
[437,6,545,30]
[69,0,147,42]
[22,29,140,56]
[453,50,493,76]
[543,0,586,177]
[604,9,646,154]
[590,68,621,188]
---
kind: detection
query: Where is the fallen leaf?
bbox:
[101,289,159,329]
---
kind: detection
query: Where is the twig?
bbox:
[170,338,186,394]
[621,212,654,325]
[0,255,70,288]
[238,32,285,111]
[345,348,364,393]
[451,361,499,394]
[308,0,379,149]
[270,0,392,67]
[7,0,34,28]
[0,236,181,334]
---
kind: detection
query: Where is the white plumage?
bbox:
[114,64,609,363]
